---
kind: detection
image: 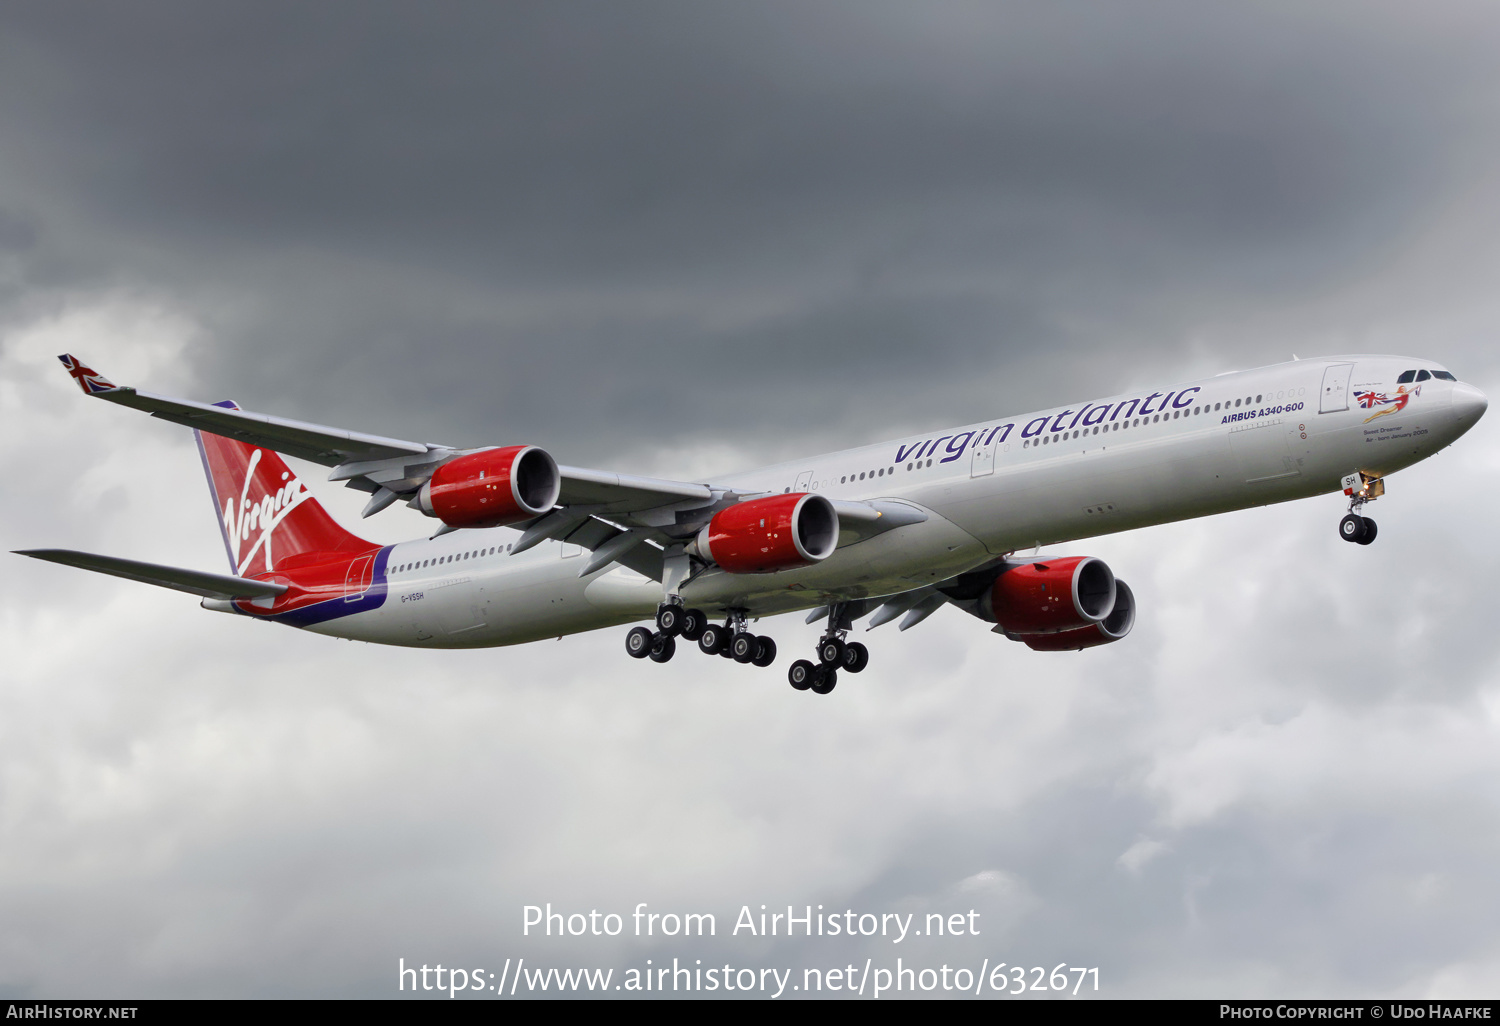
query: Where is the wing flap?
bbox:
[14,549,288,600]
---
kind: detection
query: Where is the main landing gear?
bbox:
[1337,471,1384,546]
[625,605,776,668]
[788,602,870,695]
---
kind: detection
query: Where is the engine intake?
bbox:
[417,445,559,528]
[1021,580,1135,651]
[982,556,1117,635]
[691,493,838,573]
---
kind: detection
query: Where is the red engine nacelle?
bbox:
[981,556,1117,635]
[690,492,839,573]
[417,445,560,529]
[1020,580,1135,651]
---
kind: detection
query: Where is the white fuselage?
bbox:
[304,355,1484,648]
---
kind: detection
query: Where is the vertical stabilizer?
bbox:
[194,402,374,575]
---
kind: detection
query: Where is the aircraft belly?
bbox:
[583,567,659,618]
[680,511,988,610]
[307,559,630,649]
[929,435,1235,552]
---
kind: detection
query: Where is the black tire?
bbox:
[731,632,758,664]
[752,636,778,668]
[680,608,707,642]
[1357,517,1378,545]
[788,659,815,690]
[656,605,684,636]
[1339,513,1367,543]
[817,637,846,667]
[842,641,869,674]
[625,626,655,659]
[648,633,676,663]
[810,667,838,695]
[698,624,728,656]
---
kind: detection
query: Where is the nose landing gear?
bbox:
[1338,471,1383,546]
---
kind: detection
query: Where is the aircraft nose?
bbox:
[1451,381,1488,426]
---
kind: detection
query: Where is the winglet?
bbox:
[57,354,120,395]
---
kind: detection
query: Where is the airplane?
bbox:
[16,353,1487,695]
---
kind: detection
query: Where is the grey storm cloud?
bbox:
[3,2,1497,456]
[2,0,1500,999]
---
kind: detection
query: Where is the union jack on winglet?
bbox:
[57,353,118,395]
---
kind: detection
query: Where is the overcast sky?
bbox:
[3,1,1500,999]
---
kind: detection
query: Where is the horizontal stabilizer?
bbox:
[14,549,288,600]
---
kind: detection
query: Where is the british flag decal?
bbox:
[57,353,118,395]
[1355,384,1418,424]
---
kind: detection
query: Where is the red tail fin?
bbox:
[194,402,374,575]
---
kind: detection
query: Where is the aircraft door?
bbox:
[1229,420,1298,482]
[794,470,814,491]
[343,555,374,602]
[970,438,996,477]
[1319,363,1353,413]
[437,578,488,635]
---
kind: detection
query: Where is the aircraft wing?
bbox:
[58,354,712,508]
[14,549,288,600]
[55,355,924,574]
[60,353,433,467]
[553,466,712,509]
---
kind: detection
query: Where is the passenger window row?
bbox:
[394,545,511,574]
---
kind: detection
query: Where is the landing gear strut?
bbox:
[699,609,777,667]
[1338,471,1383,546]
[655,603,706,640]
[631,606,778,670]
[789,602,870,694]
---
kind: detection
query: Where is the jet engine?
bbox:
[416,445,560,528]
[1018,580,1136,651]
[689,493,838,573]
[980,556,1118,636]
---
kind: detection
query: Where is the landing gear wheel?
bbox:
[655,604,685,636]
[841,641,869,674]
[648,633,676,663]
[810,666,838,695]
[817,637,847,667]
[625,626,655,659]
[731,632,759,664]
[1339,513,1368,544]
[698,623,729,656]
[788,659,815,690]
[679,608,707,642]
[1357,516,1378,545]
[752,636,778,668]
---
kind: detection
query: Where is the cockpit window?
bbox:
[1416,370,1431,382]
[1397,370,1417,384]
[1432,370,1457,381]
